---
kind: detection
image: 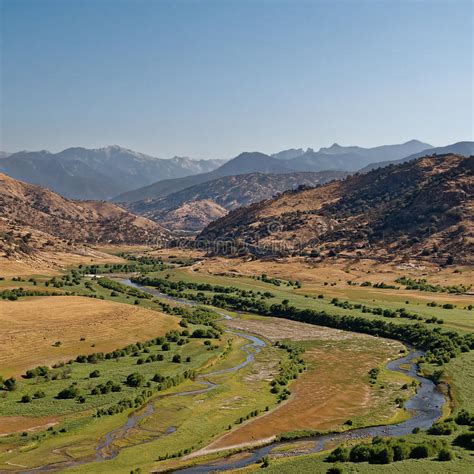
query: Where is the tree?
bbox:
[3,377,17,391]
[437,448,454,461]
[326,446,349,462]
[410,444,430,459]
[369,446,394,464]
[327,467,344,474]
[57,385,80,399]
[126,372,145,387]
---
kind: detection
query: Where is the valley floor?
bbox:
[0,248,472,473]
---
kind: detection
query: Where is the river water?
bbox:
[20,279,444,473]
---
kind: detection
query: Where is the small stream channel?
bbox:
[21,279,444,473]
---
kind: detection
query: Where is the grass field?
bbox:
[0,249,125,277]
[43,338,283,474]
[0,328,238,470]
[142,262,474,334]
[438,350,474,413]
[205,315,407,452]
[0,296,180,378]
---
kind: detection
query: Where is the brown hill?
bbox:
[153,199,228,232]
[128,171,347,231]
[198,155,473,263]
[0,172,169,259]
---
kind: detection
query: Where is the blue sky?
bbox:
[1,0,472,159]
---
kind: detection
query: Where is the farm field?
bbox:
[0,296,180,378]
[0,249,125,277]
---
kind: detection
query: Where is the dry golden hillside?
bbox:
[199,155,473,264]
[0,172,169,248]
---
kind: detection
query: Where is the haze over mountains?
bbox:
[113,140,436,203]
[0,146,225,200]
[113,152,298,203]
[1,143,472,265]
[272,139,433,172]
[360,141,474,172]
[1,140,472,236]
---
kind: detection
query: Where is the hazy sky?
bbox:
[1,0,472,159]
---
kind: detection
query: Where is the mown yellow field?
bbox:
[0,250,124,277]
[191,256,473,308]
[0,296,180,377]
[196,256,472,287]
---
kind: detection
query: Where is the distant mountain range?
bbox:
[113,140,434,202]
[0,146,225,200]
[2,141,472,212]
[279,139,433,172]
[360,141,474,172]
[126,170,348,231]
[113,152,297,202]
[198,154,474,263]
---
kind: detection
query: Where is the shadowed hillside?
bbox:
[0,173,169,262]
[198,155,473,263]
[127,170,347,231]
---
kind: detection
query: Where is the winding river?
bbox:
[21,279,444,473]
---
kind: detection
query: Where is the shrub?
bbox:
[453,432,474,450]
[326,468,344,474]
[20,394,32,403]
[428,421,455,435]
[392,442,410,461]
[326,446,349,462]
[24,366,49,379]
[126,372,145,388]
[410,444,430,459]
[350,444,372,462]
[57,385,80,399]
[455,410,474,426]
[369,446,394,464]
[437,448,454,461]
[89,370,100,378]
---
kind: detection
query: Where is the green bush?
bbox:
[326,446,349,463]
[437,448,454,461]
[126,372,145,388]
[453,432,474,450]
[428,421,456,435]
[57,385,80,399]
[410,444,430,459]
[455,410,474,426]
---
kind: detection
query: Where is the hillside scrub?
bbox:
[395,276,470,294]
